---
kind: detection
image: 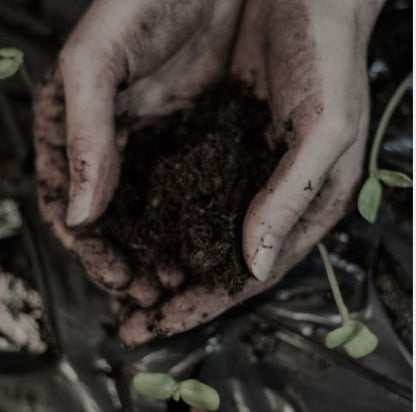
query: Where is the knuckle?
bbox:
[277,195,306,228]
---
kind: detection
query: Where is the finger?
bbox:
[119,286,231,347]
[34,67,132,290]
[34,67,74,248]
[119,310,158,348]
[126,274,162,308]
[125,266,186,309]
[243,121,355,282]
[33,66,66,147]
[242,0,367,282]
[36,141,74,249]
[301,105,368,226]
[35,122,132,290]
[59,45,123,227]
[74,237,131,289]
[243,107,368,296]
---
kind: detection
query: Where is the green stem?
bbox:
[20,64,34,96]
[369,72,412,175]
[318,242,350,325]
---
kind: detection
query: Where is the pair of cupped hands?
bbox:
[33,0,384,346]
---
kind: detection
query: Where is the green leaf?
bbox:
[0,48,24,60]
[0,59,20,79]
[0,223,19,239]
[0,48,24,80]
[376,170,413,188]
[179,379,220,411]
[343,321,378,358]
[325,324,356,349]
[133,372,177,400]
[357,176,382,223]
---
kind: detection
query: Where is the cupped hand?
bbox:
[34,0,243,294]
[33,0,385,345]
[119,0,386,346]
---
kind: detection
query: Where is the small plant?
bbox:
[318,242,378,358]
[0,48,23,79]
[358,72,412,223]
[0,199,22,239]
[0,47,33,93]
[133,371,220,411]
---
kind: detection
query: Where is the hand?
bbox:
[33,0,385,345]
[119,0,385,346]
[34,0,243,293]
[235,0,389,282]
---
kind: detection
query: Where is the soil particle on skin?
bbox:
[94,80,281,294]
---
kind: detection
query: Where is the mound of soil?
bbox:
[96,80,281,294]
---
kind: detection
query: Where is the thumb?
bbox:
[242,0,368,281]
[243,123,354,281]
[60,48,121,227]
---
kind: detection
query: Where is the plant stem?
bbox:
[20,64,34,96]
[318,242,350,326]
[369,72,412,175]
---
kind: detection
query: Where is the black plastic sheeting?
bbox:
[0,0,412,411]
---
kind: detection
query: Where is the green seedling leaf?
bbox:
[357,176,382,223]
[376,170,413,188]
[0,48,24,60]
[0,48,24,79]
[179,379,220,411]
[343,321,378,358]
[325,324,356,349]
[0,59,20,79]
[133,372,177,400]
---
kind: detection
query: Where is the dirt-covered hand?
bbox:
[233,0,385,282]
[118,0,386,346]
[34,0,385,343]
[34,0,242,291]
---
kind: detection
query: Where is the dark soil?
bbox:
[96,80,280,294]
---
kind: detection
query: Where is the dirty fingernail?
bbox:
[66,188,92,227]
[250,234,280,281]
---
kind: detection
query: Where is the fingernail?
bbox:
[251,233,280,281]
[66,187,92,227]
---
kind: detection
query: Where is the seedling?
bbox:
[133,371,220,411]
[318,242,378,358]
[358,72,412,223]
[0,199,22,239]
[0,48,23,79]
[0,48,33,93]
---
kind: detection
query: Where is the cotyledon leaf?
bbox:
[325,323,356,349]
[179,379,220,411]
[133,372,177,400]
[376,169,413,188]
[357,176,382,223]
